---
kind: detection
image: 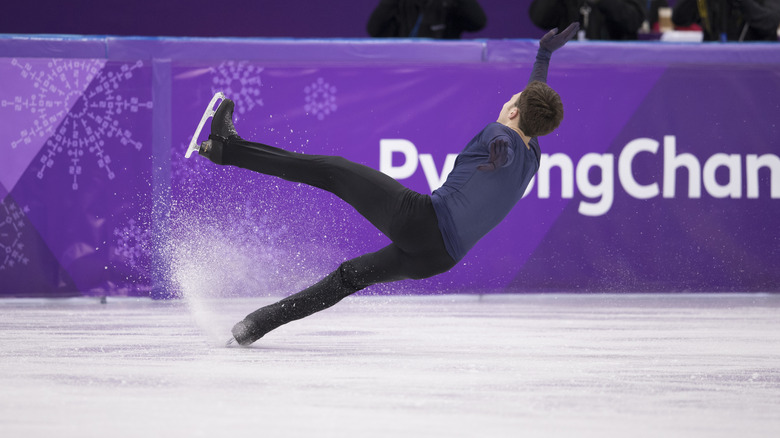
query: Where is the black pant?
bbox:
[221,137,456,343]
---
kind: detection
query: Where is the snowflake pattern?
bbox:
[211,61,264,122]
[0,199,30,270]
[113,218,151,270]
[304,77,337,121]
[2,59,102,149]
[3,59,152,190]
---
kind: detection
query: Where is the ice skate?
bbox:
[186,92,242,164]
[201,98,241,165]
[231,319,262,346]
[185,91,226,158]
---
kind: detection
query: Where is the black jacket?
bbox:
[529,0,646,40]
[673,0,780,41]
[367,0,487,39]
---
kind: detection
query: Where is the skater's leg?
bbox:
[231,261,362,345]
[223,139,422,241]
[198,98,435,246]
[231,242,456,346]
[229,191,455,346]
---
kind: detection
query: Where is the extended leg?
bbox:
[231,261,362,345]
[200,98,422,243]
[231,243,456,346]
[226,140,422,241]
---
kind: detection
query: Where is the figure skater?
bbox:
[194,23,579,346]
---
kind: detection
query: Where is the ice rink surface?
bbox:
[1,293,779,437]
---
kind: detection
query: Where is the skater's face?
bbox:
[497,91,522,125]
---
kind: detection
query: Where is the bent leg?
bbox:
[231,243,456,346]
[231,262,361,345]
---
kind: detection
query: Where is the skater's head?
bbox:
[498,81,563,138]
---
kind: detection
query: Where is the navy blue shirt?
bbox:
[430,47,551,262]
[431,125,540,261]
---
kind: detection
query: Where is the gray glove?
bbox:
[477,139,511,172]
[540,22,579,52]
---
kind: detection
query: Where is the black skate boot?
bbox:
[230,320,260,346]
[199,98,240,165]
[225,265,364,347]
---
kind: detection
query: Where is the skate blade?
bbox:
[225,337,236,347]
[185,91,226,158]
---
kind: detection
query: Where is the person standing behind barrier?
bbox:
[672,0,780,41]
[529,0,645,40]
[367,0,487,39]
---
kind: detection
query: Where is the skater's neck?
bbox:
[502,122,532,150]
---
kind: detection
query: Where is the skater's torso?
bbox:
[431,122,540,261]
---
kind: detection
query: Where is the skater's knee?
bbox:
[337,261,367,290]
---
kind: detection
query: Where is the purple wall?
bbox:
[1,36,779,298]
[1,0,544,39]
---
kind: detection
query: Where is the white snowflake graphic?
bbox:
[3,59,152,190]
[304,77,337,121]
[211,61,264,121]
[0,199,30,270]
[2,58,103,149]
[113,218,151,269]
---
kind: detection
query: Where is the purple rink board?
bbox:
[0,36,778,297]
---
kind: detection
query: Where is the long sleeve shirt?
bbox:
[430,49,551,262]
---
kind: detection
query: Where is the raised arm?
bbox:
[528,22,579,85]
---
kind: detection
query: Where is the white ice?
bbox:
[1,293,779,437]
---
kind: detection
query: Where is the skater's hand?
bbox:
[478,138,512,172]
[539,22,579,53]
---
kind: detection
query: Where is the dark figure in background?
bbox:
[367,0,487,38]
[673,0,780,41]
[529,0,645,40]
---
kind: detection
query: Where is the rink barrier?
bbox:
[0,35,778,297]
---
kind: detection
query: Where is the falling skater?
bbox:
[191,23,579,346]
